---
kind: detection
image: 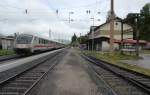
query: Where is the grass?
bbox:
[0,49,15,56]
[141,50,150,54]
[82,50,150,76]
[83,51,139,62]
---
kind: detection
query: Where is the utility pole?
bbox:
[109,0,115,53]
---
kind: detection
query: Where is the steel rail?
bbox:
[23,53,61,95]
[88,56,150,91]
[0,51,61,85]
[82,54,150,94]
[0,50,64,95]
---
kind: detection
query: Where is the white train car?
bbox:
[14,34,63,54]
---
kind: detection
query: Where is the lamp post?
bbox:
[135,14,140,57]
[129,13,140,57]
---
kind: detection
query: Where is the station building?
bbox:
[0,36,14,50]
[87,17,147,51]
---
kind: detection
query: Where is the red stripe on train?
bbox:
[34,45,54,48]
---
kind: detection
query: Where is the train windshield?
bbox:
[16,35,33,44]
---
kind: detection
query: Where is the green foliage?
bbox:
[77,36,88,44]
[125,3,150,41]
[83,51,150,76]
[139,3,150,41]
[84,51,139,62]
[0,50,15,56]
[71,33,79,46]
[125,13,137,39]
[71,33,77,43]
[124,13,136,39]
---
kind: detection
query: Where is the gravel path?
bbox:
[36,48,100,95]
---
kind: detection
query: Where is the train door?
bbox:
[33,36,39,51]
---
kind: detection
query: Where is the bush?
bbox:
[0,49,15,56]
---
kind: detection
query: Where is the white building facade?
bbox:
[0,37,14,50]
[88,18,133,51]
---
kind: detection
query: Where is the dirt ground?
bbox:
[36,48,100,95]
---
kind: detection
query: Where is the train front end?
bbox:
[14,34,33,55]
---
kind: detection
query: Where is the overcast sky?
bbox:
[0,0,149,40]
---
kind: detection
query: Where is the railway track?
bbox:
[0,50,65,95]
[82,54,150,95]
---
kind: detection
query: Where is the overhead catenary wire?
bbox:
[44,0,103,24]
[0,0,110,15]
[0,0,105,25]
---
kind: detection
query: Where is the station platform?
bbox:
[36,48,100,95]
[0,49,64,84]
[0,49,62,72]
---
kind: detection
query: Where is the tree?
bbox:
[125,3,150,41]
[124,13,137,40]
[71,33,77,43]
[71,33,79,47]
[77,35,88,44]
[139,3,150,41]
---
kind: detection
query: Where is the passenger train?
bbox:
[14,34,64,54]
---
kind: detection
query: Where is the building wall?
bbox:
[1,39,14,50]
[101,41,120,51]
[89,20,133,40]
[88,19,133,51]
[101,41,109,51]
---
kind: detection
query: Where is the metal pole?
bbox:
[135,14,140,57]
[136,30,140,56]
[121,20,124,54]
[92,27,94,51]
[80,33,81,44]
[68,12,74,23]
[91,18,94,51]
[88,42,90,50]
